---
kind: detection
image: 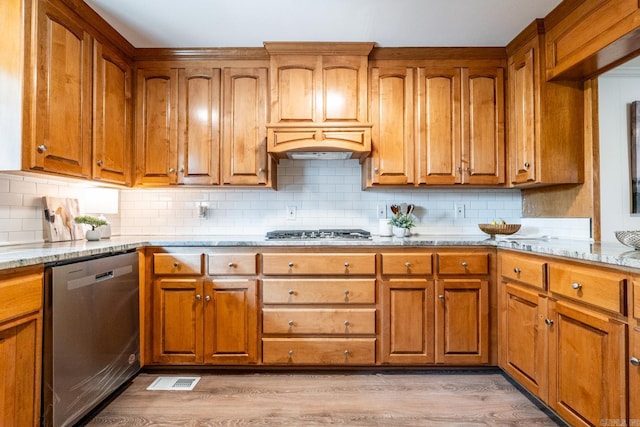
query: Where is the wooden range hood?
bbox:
[264,42,374,161]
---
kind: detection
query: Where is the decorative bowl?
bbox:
[614,231,640,249]
[478,223,521,238]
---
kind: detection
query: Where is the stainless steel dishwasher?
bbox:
[42,250,140,427]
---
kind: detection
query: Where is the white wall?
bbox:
[598,62,640,242]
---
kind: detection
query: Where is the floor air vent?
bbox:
[146,376,201,391]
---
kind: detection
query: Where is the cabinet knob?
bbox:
[631,357,640,367]
[173,261,179,267]
[344,320,350,326]
[96,159,103,166]
[374,167,379,174]
[288,350,294,357]
[405,261,411,267]
[258,168,264,173]
[205,295,211,302]
[195,294,202,301]
[571,282,582,290]
[288,262,294,268]
[344,262,350,268]
[344,349,350,356]
[544,318,554,326]
[461,261,468,268]
[465,167,470,173]
[438,294,445,301]
[288,289,295,295]
[524,162,530,169]
[513,267,521,274]
[228,262,235,268]
[288,320,294,327]
[456,166,462,173]
[37,144,47,153]
[179,167,185,173]
[168,167,175,173]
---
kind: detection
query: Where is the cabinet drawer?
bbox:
[548,263,626,314]
[381,253,433,275]
[262,338,376,364]
[263,308,375,334]
[153,253,203,275]
[262,279,375,304]
[262,253,375,275]
[0,273,42,323]
[500,253,546,290]
[437,253,489,275]
[207,253,256,275]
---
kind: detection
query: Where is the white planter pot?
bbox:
[85,229,101,241]
[392,226,410,237]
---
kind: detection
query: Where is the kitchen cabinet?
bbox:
[29,0,92,178]
[0,265,43,427]
[436,252,490,364]
[177,68,221,185]
[498,252,548,400]
[366,67,415,185]
[416,66,504,186]
[135,67,179,185]
[261,252,377,365]
[380,252,434,364]
[544,0,640,80]
[264,42,374,160]
[506,20,584,187]
[630,279,640,423]
[93,40,133,185]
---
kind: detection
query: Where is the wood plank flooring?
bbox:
[83,370,564,426]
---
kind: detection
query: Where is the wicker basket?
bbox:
[614,231,640,249]
[478,223,521,238]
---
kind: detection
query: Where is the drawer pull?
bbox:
[288,350,294,357]
[513,267,521,274]
[344,349,350,356]
[344,320,350,326]
[344,262,350,268]
[631,357,640,367]
[544,318,554,326]
[571,282,582,290]
[173,261,179,267]
[195,294,202,301]
[288,320,294,327]
[344,289,350,296]
[228,262,235,268]
[405,261,411,267]
[288,262,294,268]
[461,261,468,268]
[288,289,295,295]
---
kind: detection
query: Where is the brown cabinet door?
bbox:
[416,67,461,185]
[508,39,537,185]
[435,279,489,364]
[204,280,257,364]
[462,67,505,185]
[547,299,626,426]
[368,67,415,185]
[0,314,41,427]
[500,283,548,400]
[152,278,203,363]
[221,67,269,186]
[630,321,640,423]
[92,41,132,185]
[269,55,317,124]
[135,68,179,185]
[177,68,221,185]
[32,0,92,178]
[381,279,434,364]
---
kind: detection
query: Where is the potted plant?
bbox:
[388,213,415,237]
[74,215,108,241]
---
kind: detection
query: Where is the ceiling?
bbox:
[84,0,563,48]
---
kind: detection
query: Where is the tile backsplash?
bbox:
[0,160,523,245]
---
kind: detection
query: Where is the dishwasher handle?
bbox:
[95,271,115,282]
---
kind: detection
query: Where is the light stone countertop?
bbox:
[0,234,639,272]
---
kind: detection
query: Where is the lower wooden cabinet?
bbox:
[631,280,640,423]
[0,266,43,427]
[262,338,376,364]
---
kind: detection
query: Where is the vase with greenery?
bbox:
[388,213,415,237]
[74,215,108,241]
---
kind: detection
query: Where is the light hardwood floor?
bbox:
[84,370,564,426]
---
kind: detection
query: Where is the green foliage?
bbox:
[74,215,108,230]
[388,213,415,229]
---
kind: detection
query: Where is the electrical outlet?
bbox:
[377,204,387,219]
[454,203,466,219]
[286,206,297,220]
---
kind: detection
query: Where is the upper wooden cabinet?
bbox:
[506,20,584,187]
[264,42,374,160]
[545,0,640,80]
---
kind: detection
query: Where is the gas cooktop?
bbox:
[265,229,371,240]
